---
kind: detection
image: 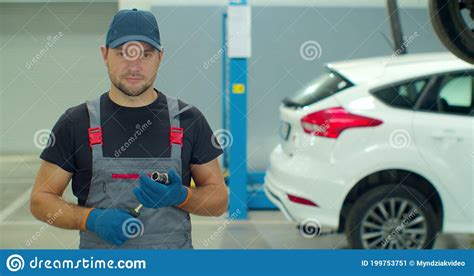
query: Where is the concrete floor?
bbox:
[1,157,472,249]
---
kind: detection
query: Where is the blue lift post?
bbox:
[227,0,249,219]
[221,12,228,170]
[224,0,276,220]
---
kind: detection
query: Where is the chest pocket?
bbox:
[104,168,140,210]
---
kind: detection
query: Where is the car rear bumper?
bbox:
[264,145,342,230]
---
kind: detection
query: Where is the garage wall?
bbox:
[0,2,446,171]
[0,2,118,155]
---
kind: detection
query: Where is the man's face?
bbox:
[101,41,163,97]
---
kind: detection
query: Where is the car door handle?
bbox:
[431,129,463,142]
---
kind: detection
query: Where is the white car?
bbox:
[264,52,473,249]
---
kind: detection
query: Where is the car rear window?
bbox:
[283,71,353,108]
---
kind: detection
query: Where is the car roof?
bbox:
[326,52,474,88]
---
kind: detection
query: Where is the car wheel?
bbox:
[429,0,474,64]
[345,185,439,249]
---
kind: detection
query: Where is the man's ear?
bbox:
[100,45,108,66]
[158,48,164,63]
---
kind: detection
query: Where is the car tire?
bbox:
[429,0,474,64]
[345,185,439,249]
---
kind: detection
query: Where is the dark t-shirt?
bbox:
[40,90,223,206]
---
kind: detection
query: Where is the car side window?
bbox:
[419,73,473,115]
[373,79,428,109]
[439,75,472,114]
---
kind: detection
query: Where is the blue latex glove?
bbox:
[85,208,141,246]
[133,169,189,209]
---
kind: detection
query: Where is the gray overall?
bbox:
[79,94,193,249]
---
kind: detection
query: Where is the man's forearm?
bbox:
[179,184,228,216]
[30,192,90,231]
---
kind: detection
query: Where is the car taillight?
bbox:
[287,194,318,207]
[301,107,382,138]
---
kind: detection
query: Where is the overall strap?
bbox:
[166,95,183,160]
[86,96,104,159]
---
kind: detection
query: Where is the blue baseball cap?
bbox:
[106,8,162,52]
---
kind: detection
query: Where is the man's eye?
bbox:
[143,53,151,58]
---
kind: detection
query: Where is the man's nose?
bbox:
[126,58,142,71]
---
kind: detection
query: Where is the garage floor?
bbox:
[1,157,472,249]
